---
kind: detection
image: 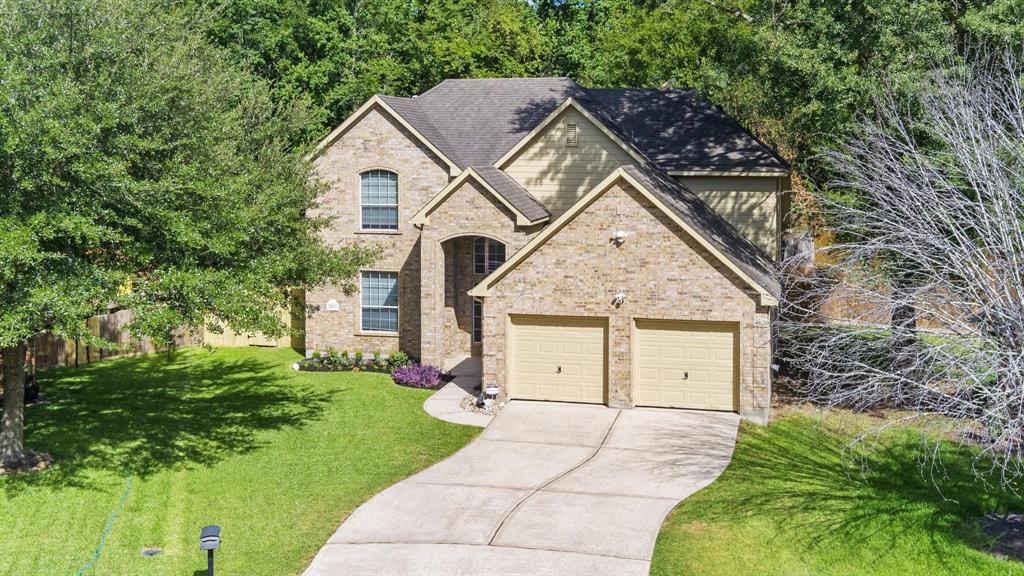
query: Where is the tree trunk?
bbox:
[0,343,27,467]
[889,275,919,407]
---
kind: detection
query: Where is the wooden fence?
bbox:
[23,293,306,374]
[28,309,196,372]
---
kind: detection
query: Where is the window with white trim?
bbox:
[472,298,483,343]
[360,271,399,333]
[360,170,398,230]
[474,237,506,275]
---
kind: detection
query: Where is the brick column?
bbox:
[741,309,773,424]
[419,227,444,367]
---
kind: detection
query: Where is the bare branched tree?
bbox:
[778,48,1024,484]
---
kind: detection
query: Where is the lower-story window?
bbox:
[361,271,399,333]
[472,298,483,343]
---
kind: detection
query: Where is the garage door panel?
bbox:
[511,315,607,404]
[562,342,583,355]
[635,320,738,411]
[537,340,558,354]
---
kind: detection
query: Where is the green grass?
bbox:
[0,347,478,575]
[651,411,1024,576]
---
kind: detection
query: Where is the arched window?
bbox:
[360,170,398,230]
[474,237,506,275]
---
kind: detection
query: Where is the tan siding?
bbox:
[503,108,635,217]
[203,295,305,350]
[678,176,782,260]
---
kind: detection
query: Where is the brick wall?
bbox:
[306,106,450,358]
[481,180,773,423]
[418,178,541,366]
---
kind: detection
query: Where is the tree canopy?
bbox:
[0,0,376,466]
[193,0,1022,193]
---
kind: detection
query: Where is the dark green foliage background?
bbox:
[195,0,1024,180]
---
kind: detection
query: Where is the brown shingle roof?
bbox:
[621,164,781,298]
[379,78,787,173]
[585,89,788,173]
[470,165,549,222]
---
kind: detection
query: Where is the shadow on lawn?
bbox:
[3,349,337,493]
[655,415,1019,570]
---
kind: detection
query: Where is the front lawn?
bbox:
[0,347,478,575]
[652,410,1024,576]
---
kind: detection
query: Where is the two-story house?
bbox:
[307,78,787,423]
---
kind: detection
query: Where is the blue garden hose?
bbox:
[74,476,132,575]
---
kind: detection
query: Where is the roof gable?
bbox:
[412,77,580,166]
[313,78,788,176]
[412,167,550,227]
[308,96,461,175]
[493,97,648,169]
[470,166,780,306]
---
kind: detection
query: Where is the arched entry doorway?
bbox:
[439,234,507,365]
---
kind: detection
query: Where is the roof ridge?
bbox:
[363,78,788,173]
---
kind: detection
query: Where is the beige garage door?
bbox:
[510,315,607,404]
[634,320,738,411]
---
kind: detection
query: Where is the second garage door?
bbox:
[510,315,607,404]
[634,319,738,411]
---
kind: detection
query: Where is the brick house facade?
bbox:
[306,78,787,423]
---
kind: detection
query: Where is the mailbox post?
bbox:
[199,525,221,576]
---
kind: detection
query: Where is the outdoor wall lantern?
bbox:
[199,525,221,576]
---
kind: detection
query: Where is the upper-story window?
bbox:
[360,170,399,230]
[474,237,506,275]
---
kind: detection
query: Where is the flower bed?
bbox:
[392,363,445,389]
[295,350,412,373]
[295,349,448,391]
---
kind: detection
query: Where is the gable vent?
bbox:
[564,122,578,147]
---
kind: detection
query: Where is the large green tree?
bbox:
[0,0,376,468]
[200,0,553,140]
[198,0,1022,194]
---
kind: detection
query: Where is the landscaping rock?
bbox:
[460,394,505,416]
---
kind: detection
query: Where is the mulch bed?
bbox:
[983,513,1024,561]
[0,451,54,476]
[393,380,447,391]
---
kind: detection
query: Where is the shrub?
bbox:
[387,351,412,371]
[323,348,347,369]
[392,364,444,389]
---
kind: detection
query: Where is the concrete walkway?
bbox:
[421,357,492,427]
[304,401,739,576]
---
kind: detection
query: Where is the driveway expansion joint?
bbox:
[486,409,622,546]
[303,402,740,576]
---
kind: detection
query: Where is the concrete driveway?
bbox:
[303,401,739,576]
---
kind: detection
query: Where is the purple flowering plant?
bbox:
[392,363,444,388]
